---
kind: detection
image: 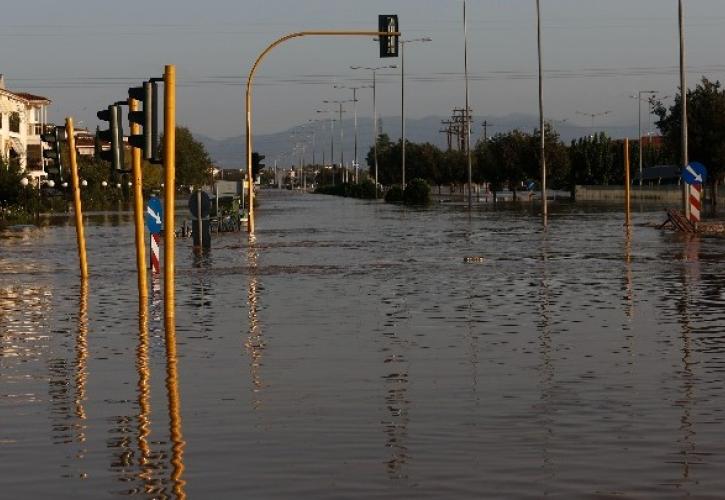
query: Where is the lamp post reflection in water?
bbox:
[537,234,555,488]
[380,282,410,479]
[676,235,701,486]
[244,234,266,410]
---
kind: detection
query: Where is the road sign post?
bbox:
[682,162,707,225]
[146,197,163,274]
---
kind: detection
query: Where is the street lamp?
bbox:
[323,98,354,181]
[400,37,432,189]
[576,110,612,136]
[537,0,546,226]
[335,84,372,183]
[630,90,658,186]
[351,64,397,195]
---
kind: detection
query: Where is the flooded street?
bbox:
[2,190,725,498]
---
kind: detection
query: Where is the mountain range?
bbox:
[197,113,641,168]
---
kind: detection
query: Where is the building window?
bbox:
[9,112,20,133]
[0,113,3,129]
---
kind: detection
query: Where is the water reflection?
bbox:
[675,235,701,486]
[537,233,556,491]
[380,283,410,479]
[135,304,153,487]
[164,311,187,498]
[47,280,88,479]
[244,234,265,410]
[623,227,634,320]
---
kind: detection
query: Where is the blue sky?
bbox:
[3,0,725,138]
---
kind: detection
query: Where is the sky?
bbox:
[3,0,725,140]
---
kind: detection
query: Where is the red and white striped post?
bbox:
[150,233,161,274]
[689,183,702,224]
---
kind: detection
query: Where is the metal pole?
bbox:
[464,0,473,208]
[65,117,89,280]
[196,190,202,247]
[353,87,358,183]
[537,0,547,227]
[330,113,335,185]
[679,0,690,218]
[163,64,176,325]
[373,70,379,197]
[339,102,344,175]
[625,138,632,226]
[401,41,406,189]
[243,30,399,230]
[638,92,643,187]
[128,98,148,301]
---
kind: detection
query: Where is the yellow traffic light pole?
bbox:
[161,64,185,497]
[163,64,176,324]
[129,97,148,303]
[245,30,401,233]
[65,117,89,280]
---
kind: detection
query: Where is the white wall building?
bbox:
[0,74,51,171]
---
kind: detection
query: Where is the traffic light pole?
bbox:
[65,117,88,280]
[245,29,400,234]
[129,97,148,303]
[163,64,176,325]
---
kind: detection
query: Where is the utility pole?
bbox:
[464,0,473,208]
[536,0,547,226]
[679,0,690,219]
[482,120,496,143]
[400,37,432,189]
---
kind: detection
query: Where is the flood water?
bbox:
[2,191,725,499]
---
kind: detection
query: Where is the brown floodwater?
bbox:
[1,191,725,499]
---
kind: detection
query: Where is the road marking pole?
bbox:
[65,117,89,280]
[689,183,702,224]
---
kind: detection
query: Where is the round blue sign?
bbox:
[145,197,163,234]
[682,162,708,185]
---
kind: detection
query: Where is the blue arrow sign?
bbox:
[145,197,163,234]
[682,162,708,185]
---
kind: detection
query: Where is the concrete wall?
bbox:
[575,185,725,204]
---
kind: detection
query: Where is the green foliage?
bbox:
[384,185,404,203]
[654,77,725,185]
[403,178,431,205]
[569,133,615,186]
[0,159,24,208]
[173,126,213,188]
[315,180,378,200]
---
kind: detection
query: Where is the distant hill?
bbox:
[197,114,639,168]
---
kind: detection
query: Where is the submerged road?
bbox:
[2,190,725,498]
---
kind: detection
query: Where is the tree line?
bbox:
[365,77,725,202]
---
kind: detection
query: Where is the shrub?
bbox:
[403,178,431,205]
[385,185,404,204]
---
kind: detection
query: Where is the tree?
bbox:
[174,126,213,188]
[0,158,23,208]
[654,77,725,206]
[569,132,617,187]
[532,124,570,192]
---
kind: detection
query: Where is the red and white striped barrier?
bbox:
[150,233,161,274]
[689,183,702,224]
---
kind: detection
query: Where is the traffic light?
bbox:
[128,80,161,163]
[378,15,399,58]
[252,152,265,179]
[41,125,65,183]
[96,104,125,174]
